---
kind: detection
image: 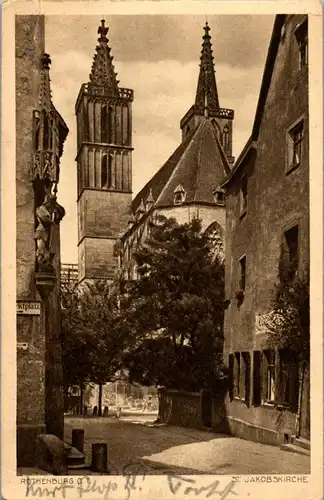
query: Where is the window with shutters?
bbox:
[242,352,251,405]
[295,18,308,70]
[281,225,299,280]
[278,349,299,411]
[228,354,234,401]
[253,351,261,406]
[234,353,241,398]
[287,119,304,174]
[262,349,276,404]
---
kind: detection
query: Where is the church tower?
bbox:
[180,22,235,166]
[76,20,133,282]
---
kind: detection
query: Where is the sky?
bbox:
[45,15,274,264]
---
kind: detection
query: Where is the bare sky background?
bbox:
[45,15,274,263]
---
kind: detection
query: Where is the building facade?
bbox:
[221,15,310,445]
[16,15,68,466]
[76,20,133,284]
[119,23,234,275]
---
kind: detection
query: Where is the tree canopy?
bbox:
[264,262,310,364]
[61,278,132,392]
[120,215,227,392]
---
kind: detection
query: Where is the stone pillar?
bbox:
[16,14,47,468]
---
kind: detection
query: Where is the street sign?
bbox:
[17,301,41,316]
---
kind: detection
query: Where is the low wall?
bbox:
[158,389,202,429]
[158,388,229,433]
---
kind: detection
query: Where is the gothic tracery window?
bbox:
[101,154,113,188]
[223,125,229,151]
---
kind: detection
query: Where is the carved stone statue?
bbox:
[35,193,65,273]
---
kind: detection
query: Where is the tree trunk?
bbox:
[79,382,84,414]
[98,383,103,416]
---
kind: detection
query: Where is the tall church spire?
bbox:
[89,19,119,95]
[195,22,219,111]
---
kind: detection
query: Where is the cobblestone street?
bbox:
[64,416,310,476]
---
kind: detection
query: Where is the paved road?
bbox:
[64,416,310,475]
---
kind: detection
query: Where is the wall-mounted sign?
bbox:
[17,301,41,316]
[17,342,29,350]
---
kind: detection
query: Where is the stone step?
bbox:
[280,443,310,456]
[66,446,86,466]
[294,437,310,450]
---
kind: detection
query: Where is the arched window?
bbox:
[205,221,225,260]
[101,154,112,188]
[101,106,108,143]
[108,106,113,143]
[223,125,229,151]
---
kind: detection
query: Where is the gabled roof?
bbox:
[220,14,286,188]
[132,126,198,213]
[132,118,230,212]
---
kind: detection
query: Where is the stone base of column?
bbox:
[17,424,46,467]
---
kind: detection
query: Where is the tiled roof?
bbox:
[132,126,198,213]
[133,119,230,212]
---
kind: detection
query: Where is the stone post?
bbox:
[72,429,84,453]
[91,443,108,473]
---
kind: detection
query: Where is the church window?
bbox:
[174,184,186,205]
[101,106,108,143]
[101,105,113,144]
[295,18,308,70]
[287,120,304,173]
[223,125,229,151]
[101,154,113,188]
[240,174,248,217]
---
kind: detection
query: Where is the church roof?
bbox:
[132,119,230,212]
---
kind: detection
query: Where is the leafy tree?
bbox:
[264,260,309,436]
[120,215,227,392]
[265,265,309,364]
[61,278,134,414]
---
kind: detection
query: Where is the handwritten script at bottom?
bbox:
[167,475,237,499]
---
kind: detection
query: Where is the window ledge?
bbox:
[261,401,275,408]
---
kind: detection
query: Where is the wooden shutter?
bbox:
[253,351,261,406]
[228,354,234,401]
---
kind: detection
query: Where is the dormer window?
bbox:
[213,188,225,206]
[295,18,308,69]
[174,185,186,205]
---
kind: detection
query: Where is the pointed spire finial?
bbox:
[89,19,119,94]
[98,19,109,44]
[195,23,219,112]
